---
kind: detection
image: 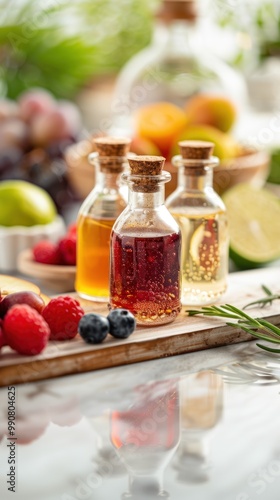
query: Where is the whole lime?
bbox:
[0,181,57,227]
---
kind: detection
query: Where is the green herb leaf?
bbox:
[186,303,280,355]
[243,284,280,310]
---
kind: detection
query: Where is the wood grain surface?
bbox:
[0,267,280,386]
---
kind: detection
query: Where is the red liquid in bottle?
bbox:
[110,231,181,325]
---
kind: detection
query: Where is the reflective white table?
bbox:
[1,339,280,500]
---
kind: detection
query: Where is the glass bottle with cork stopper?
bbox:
[109,155,181,325]
[76,137,131,301]
[165,140,229,305]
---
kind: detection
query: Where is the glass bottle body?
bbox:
[166,163,229,305]
[76,158,127,301]
[109,174,181,325]
[113,19,246,125]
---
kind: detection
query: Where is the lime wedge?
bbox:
[190,221,219,273]
[189,223,205,265]
[222,184,280,269]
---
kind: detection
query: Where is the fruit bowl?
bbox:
[65,138,270,200]
[213,147,270,195]
[17,249,76,293]
[0,216,65,272]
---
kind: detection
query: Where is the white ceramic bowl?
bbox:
[0,216,65,272]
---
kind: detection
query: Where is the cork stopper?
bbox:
[177,140,215,175]
[127,155,166,192]
[157,0,197,23]
[179,140,214,160]
[93,137,131,173]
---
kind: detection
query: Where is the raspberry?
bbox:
[33,240,61,265]
[67,223,77,236]
[3,305,50,355]
[58,236,76,265]
[42,296,84,340]
[0,320,6,350]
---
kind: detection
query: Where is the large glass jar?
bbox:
[112,0,246,130]
[75,137,131,301]
[109,155,181,325]
[165,140,229,305]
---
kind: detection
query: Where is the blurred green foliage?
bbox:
[214,0,280,67]
[0,0,159,99]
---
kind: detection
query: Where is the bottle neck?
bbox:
[95,165,122,192]
[123,472,168,500]
[123,171,171,209]
[154,19,196,51]
[128,186,165,210]
[178,166,213,191]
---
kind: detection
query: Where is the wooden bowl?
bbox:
[166,147,270,196]
[65,141,270,200]
[64,140,96,200]
[17,249,76,293]
[213,147,270,195]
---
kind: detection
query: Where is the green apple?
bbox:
[0,180,57,227]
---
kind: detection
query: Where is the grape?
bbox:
[57,100,82,137]
[18,88,55,122]
[0,119,29,149]
[0,147,22,175]
[46,139,74,159]
[0,292,45,319]
[0,99,19,122]
[30,110,72,146]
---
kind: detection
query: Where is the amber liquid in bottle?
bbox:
[75,137,131,301]
[76,215,115,300]
[110,230,181,325]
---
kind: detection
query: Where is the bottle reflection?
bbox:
[173,370,223,483]
[110,380,180,499]
[88,412,126,477]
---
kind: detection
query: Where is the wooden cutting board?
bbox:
[0,267,280,386]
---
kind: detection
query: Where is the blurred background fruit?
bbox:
[0,88,82,212]
[0,180,57,227]
[0,181,65,271]
[172,124,240,160]
[135,102,188,156]
[184,95,237,133]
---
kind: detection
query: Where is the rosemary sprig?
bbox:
[187,304,280,354]
[243,284,280,309]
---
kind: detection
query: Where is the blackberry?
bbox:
[108,309,136,339]
[78,313,109,344]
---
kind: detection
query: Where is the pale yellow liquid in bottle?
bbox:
[76,214,115,301]
[171,208,229,305]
